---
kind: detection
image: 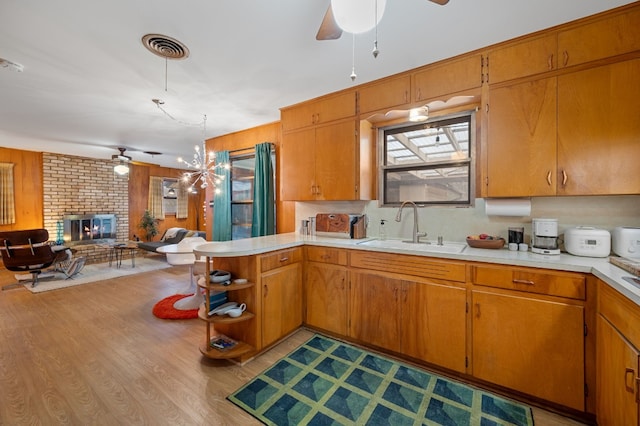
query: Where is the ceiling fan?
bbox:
[316,0,450,41]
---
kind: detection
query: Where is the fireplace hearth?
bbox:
[63,214,117,246]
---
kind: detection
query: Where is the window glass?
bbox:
[162,178,178,214]
[230,155,255,239]
[380,112,474,206]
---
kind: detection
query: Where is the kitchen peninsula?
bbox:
[194,233,639,422]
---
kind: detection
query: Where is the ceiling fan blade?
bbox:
[316,5,343,40]
[429,0,450,4]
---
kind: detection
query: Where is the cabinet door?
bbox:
[557,6,640,68]
[305,262,348,335]
[597,315,640,426]
[488,34,557,84]
[349,271,401,351]
[486,77,557,197]
[281,127,316,201]
[315,91,357,126]
[281,102,317,132]
[557,59,640,195]
[413,54,482,102]
[358,75,411,116]
[402,280,467,373]
[280,91,355,132]
[472,290,585,410]
[314,120,358,200]
[262,263,302,347]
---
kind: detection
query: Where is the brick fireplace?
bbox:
[43,153,129,264]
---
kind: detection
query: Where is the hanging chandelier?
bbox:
[177,115,229,194]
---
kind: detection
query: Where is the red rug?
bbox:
[152,294,199,319]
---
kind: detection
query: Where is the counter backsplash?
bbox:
[295,195,640,246]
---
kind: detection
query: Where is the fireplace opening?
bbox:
[63,214,117,245]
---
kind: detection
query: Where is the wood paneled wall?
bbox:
[0,148,44,231]
[128,163,206,240]
[0,147,205,242]
[206,121,295,237]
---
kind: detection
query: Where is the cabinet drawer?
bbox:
[472,265,585,300]
[260,247,303,272]
[306,246,347,265]
[350,251,466,282]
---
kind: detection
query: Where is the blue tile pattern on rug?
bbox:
[228,334,535,426]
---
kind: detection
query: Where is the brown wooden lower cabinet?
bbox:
[401,278,466,373]
[597,315,640,425]
[471,289,585,411]
[597,279,640,425]
[305,261,349,336]
[261,262,302,348]
[348,270,467,374]
[200,244,640,423]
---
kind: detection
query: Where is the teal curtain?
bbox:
[213,151,232,241]
[251,143,275,237]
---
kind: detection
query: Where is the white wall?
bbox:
[295,195,640,246]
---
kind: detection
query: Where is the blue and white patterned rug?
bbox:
[228,334,534,425]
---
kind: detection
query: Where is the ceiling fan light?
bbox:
[114,163,130,175]
[331,0,386,34]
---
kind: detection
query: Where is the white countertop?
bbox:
[194,233,640,306]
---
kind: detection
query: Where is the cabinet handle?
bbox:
[563,50,569,67]
[475,303,481,318]
[263,284,268,298]
[311,185,316,195]
[279,257,289,262]
[513,279,535,286]
[416,88,422,101]
[625,368,636,393]
[562,170,568,186]
[546,170,552,186]
[316,185,321,195]
[547,54,554,70]
[393,287,398,301]
[340,277,345,290]
[404,90,408,103]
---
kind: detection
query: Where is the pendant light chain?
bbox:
[350,33,357,81]
[373,0,380,58]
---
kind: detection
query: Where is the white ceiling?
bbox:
[0,0,634,168]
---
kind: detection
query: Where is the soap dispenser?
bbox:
[379,220,387,241]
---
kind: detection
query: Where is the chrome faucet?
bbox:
[395,201,427,243]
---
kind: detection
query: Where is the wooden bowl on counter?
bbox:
[466,237,506,249]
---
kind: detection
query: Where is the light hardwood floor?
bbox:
[0,265,587,425]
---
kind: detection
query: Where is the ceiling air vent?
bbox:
[141,34,190,60]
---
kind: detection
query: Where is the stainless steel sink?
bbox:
[357,239,467,254]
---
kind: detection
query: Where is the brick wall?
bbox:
[43,153,129,264]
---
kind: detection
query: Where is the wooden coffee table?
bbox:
[109,242,138,268]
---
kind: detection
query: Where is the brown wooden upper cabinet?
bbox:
[357,74,411,116]
[486,58,640,197]
[280,91,356,132]
[281,119,367,201]
[487,34,558,84]
[412,53,483,103]
[557,6,640,68]
[556,58,640,196]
